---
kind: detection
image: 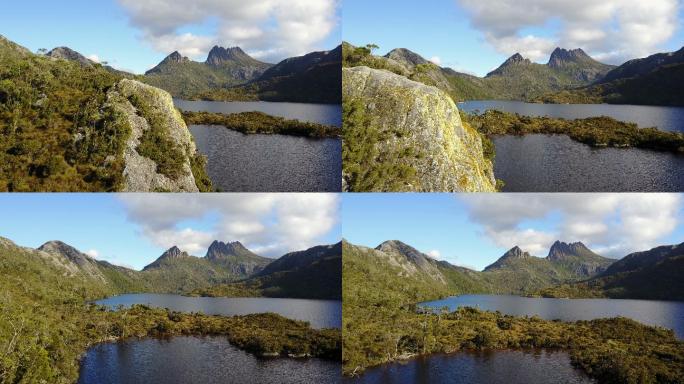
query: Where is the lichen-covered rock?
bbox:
[343,66,496,192]
[106,79,200,192]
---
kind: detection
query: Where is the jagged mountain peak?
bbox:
[159,245,189,259]
[548,47,590,65]
[165,51,189,64]
[205,45,256,66]
[547,240,593,261]
[376,240,426,260]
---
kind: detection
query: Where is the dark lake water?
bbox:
[174,100,342,127]
[421,294,684,338]
[459,100,684,132]
[493,134,684,192]
[190,125,341,192]
[346,349,593,384]
[96,294,342,329]
[78,336,340,384]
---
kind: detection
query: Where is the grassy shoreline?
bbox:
[181,110,340,138]
[465,109,684,154]
[343,243,684,383]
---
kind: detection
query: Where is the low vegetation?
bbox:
[0,240,340,384]
[466,110,684,154]
[343,242,684,383]
[181,110,339,138]
[0,41,130,191]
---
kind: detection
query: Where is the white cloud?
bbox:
[86,54,101,63]
[457,0,680,64]
[459,194,682,258]
[117,0,340,63]
[85,249,99,258]
[426,250,442,259]
[429,56,442,65]
[117,194,340,258]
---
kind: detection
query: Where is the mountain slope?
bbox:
[538,243,684,300]
[539,47,684,106]
[190,243,343,299]
[237,45,342,103]
[0,35,210,192]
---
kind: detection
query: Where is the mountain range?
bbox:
[343,42,683,105]
[538,242,684,300]
[144,44,342,103]
[343,238,682,300]
[0,236,341,299]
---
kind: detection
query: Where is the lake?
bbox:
[493,134,684,192]
[421,294,684,339]
[78,336,340,384]
[175,100,342,127]
[459,100,684,132]
[95,294,342,329]
[346,349,593,384]
[190,125,341,192]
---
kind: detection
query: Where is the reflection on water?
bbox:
[78,336,341,384]
[493,134,684,192]
[346,350,593,384]
[96,294,342,329]
[422,294,684,338]
[190,125,341,192]
[174,99,342,127]
[459,100,684,132]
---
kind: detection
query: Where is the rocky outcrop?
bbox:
[106,79,200,192]
[46,47,93,67]
[38,241,107,281]
[342,66,496,192]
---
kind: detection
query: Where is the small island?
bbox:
[181,110,340,138]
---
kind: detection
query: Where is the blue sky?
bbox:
[0,194,341,271]
[343,194,684,271]
[343,0,684,76]
[1,0,341,74]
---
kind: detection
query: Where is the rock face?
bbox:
[342,66,496,192]
[374,240,447,284]
[38,241,106,281]
[384,48,430,67]
[106,79,200,192]
[547,47,615,82]
[546,240,613,276]
[46,47,93,67]
[484,246,532,271]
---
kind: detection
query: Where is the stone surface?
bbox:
[106,79,200,192]
[343,66,496,192]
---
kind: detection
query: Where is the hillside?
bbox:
[236,45,342,104]
[0,35,211,192]
[538,47,684,106]
[0,236,340,383]
[341,239,683,382]
[537,243,684,300]
[192,242,343,300]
